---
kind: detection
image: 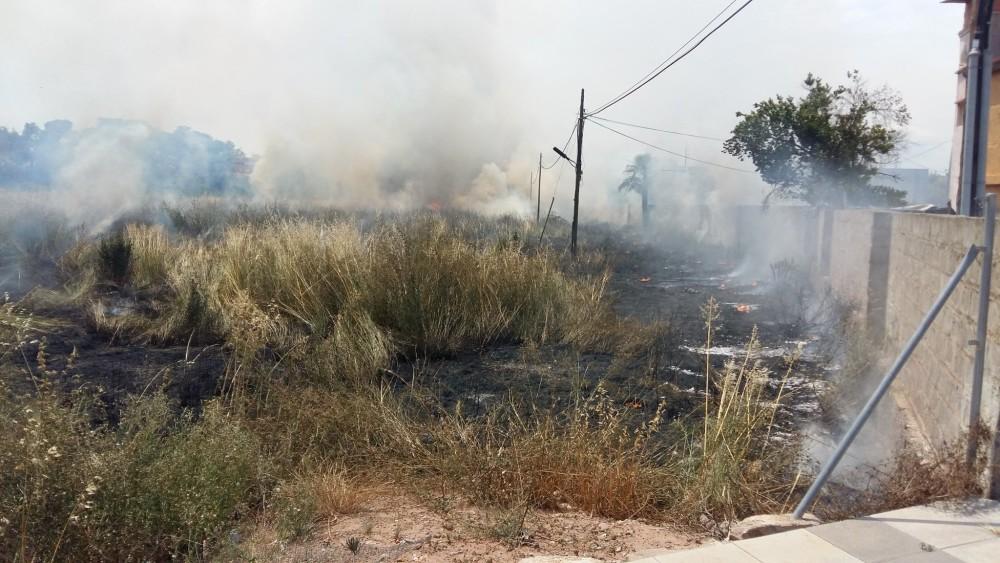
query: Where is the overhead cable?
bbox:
[587,0,757,117]
[590,119,755,173]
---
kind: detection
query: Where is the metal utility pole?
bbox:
[960,0,996,216]
[537,152,543,224]
[571,89,585,256]
[968,193,996,469]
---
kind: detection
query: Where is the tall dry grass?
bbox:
[68,215,610,389]
[5,207,821,557]
[675,323,800,522]
[248,320,800,527]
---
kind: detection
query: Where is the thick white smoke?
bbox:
[0,0,961,223]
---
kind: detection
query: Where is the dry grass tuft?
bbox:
[63,215,612,393]
[272,467,372,539]
[816,427,989,520]
[670,312,801,524]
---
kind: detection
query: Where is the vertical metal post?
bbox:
[974,35,993,217]
[537,153,543,224]
[793,245,982,518]
[961,39,982,216]
[968,193,996,466]
[570,89,584,257]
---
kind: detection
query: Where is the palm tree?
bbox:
[619,154,651,228]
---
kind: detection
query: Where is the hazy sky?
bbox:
[0,0,964,214]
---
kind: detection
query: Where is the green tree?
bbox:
[619,153,652,227]
[723,71,910,207]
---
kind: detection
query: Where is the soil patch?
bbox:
[229,494,703,563]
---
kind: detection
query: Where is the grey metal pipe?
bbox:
[793,244,982,518]
[960,39,982,216]
[975,39,993,216]
[968,193,996,466]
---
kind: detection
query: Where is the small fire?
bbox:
[426,201,443,212]
[751,280,759,288]
[639,276,652,283]
[735,304,752,313]
[719,283,727,290]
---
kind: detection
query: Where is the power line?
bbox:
[590,115,725,142]
[590,119,755,173]
[542,122,578,169]
[588,0,741,118]
[587,0,757,117]
[908,140,949,160]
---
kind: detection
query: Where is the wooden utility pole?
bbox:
[571,89,584,256]
[536,153,542,224]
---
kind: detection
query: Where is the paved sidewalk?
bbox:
[632,499,1000,562]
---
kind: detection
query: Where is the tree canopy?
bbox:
[618,153,651,197]
[619,153,652,227]
[0,119,254,196]
[722,71,910,207]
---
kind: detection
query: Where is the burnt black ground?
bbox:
[2,300,226,423]
[2,229,830,428]
[401,233,830,427]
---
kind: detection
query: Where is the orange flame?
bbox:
[735,304,752,313]
[639,276,651,283]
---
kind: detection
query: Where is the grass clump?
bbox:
[813,427,990,520]
[272,467,370,540]
[96,231,132,287]
[0,381,266,562]
[674,329,799,523]
[68,215,610,386]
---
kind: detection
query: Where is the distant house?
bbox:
[945,0,1000,207]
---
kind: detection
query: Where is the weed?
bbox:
[273,467,369,540]
[345,536,362,555]
[482,504,531,547]
[815,427,989,520]
[0,384,267,561]
[671,307,802,524]
[97,231,132,286]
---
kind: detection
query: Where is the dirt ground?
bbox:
[226,493,703,563]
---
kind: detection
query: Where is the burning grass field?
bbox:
[0,202,974,562]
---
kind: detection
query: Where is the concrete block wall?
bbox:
[827,210,878,315]
[712,204,1000,461]
[826,210,893,337]
[882,213,1000,448]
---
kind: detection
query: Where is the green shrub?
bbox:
[0,385,266,561]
